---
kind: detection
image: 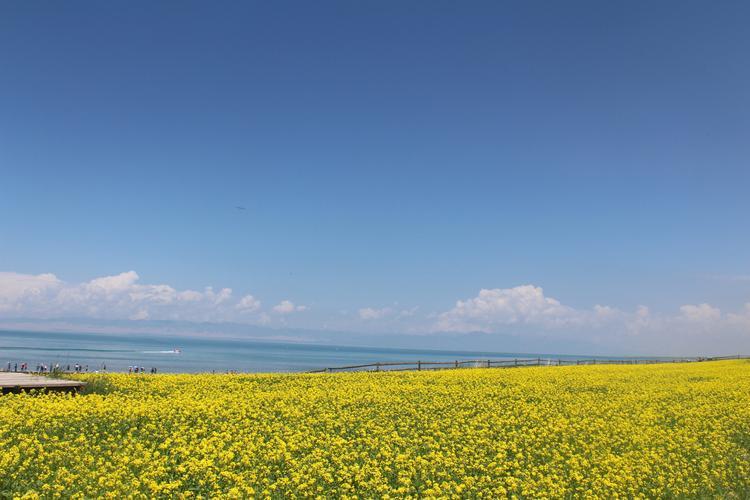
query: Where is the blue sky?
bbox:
[1,1,749,353]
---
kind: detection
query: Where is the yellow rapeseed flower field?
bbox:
[1,360,749,498]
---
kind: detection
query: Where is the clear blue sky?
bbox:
[1,1,749,350]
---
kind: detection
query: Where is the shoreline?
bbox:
[5,354,745,376]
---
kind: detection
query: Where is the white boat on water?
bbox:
[142,348,183,355]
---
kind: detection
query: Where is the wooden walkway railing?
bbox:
[307,354,749,373]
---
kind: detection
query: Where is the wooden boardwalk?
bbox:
[0,373,85,394]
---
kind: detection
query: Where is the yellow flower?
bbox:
[0,360,748,497]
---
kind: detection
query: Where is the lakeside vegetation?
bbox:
[1,361,749,498]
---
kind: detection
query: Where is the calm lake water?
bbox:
[0,329,644,373]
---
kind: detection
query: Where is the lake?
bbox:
[0,329,647,373]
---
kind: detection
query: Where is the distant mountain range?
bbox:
[0,316,610,357]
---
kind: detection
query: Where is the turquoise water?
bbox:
[0,329,641,373]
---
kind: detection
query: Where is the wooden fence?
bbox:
[307,354,749,373]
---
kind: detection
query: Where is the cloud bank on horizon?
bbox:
[433,286,750,353]
[0,270,305,324]
[1,270,749,355]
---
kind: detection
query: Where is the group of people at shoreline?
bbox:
[3,361,160,374]
[4,361,92,373]
[128,366,158,374]
[4,362,91,373]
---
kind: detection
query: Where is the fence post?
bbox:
[537,357,541,366]
[487,359,491,368]
[376,362,380,372]
[417,361,421,371]
[515,358,518,367]
[558,359,561,366]
[455,360,458,369]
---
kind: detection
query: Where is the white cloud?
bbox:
[396,307,419,319]
[626,305,652,334]
[435,285,582,333]
[258,312,272,325]
[358,306,418,321]
[0,270,263,323]
[236,295,261,313]
[359,307,392,320]
[430,285,750,355]
[178,290,204,302]
[202,286,233,305]
[87,271,139,292]
[130,308,150,321]
[679,303,721,322]
[0,272,62,313]
[728,303,750,326]
[434,285,739,337]
[272,300,307,314]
